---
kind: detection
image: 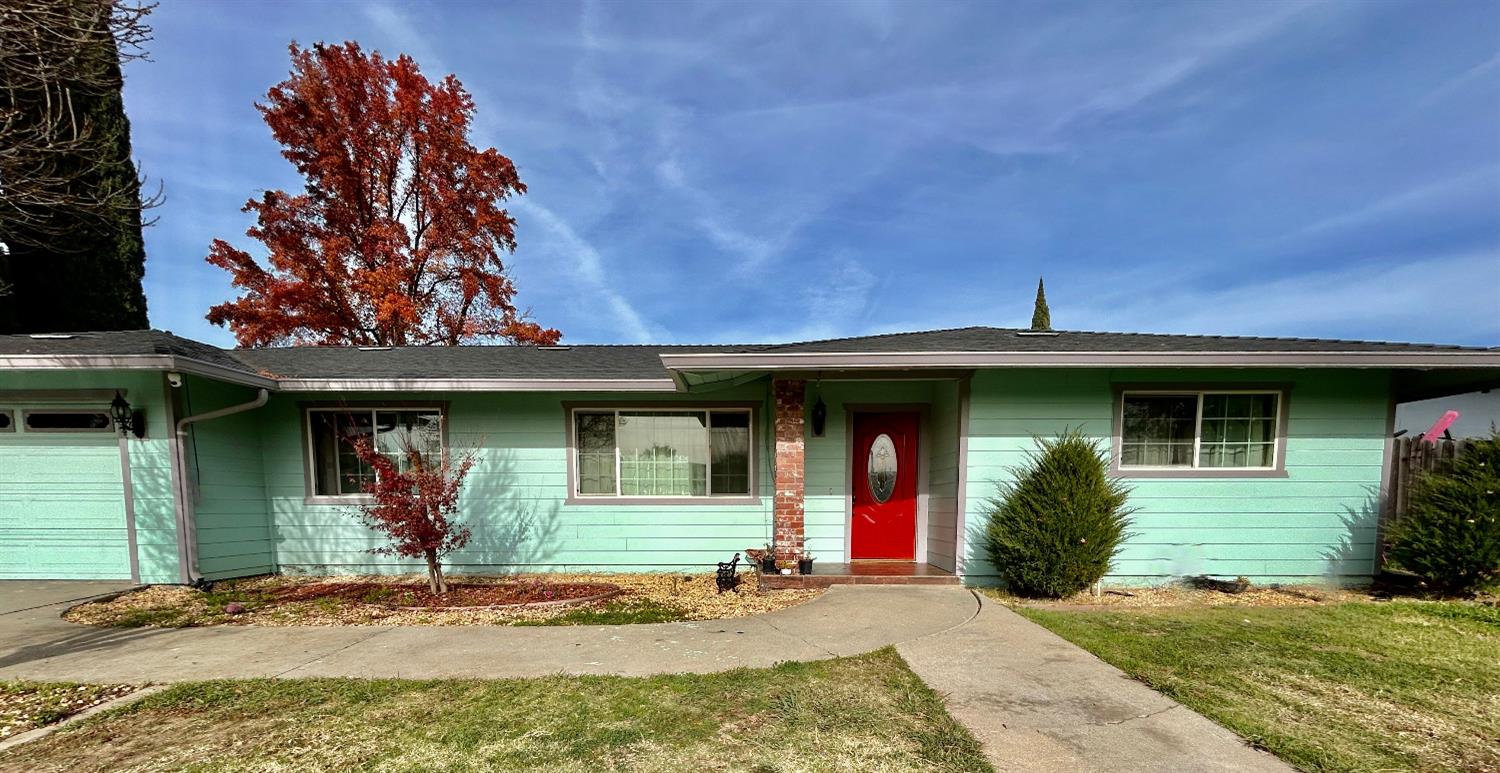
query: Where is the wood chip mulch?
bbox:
[268,581,620,609]
[64,573,823,627]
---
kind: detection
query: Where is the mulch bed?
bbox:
[64,573,826,627]
[268,581,621,609]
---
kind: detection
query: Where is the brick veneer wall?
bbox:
[772,378,806,564]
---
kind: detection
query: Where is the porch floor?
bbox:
[759,562,960,590]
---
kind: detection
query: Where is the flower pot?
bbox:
[760,557,777,573]
[798,558,814,575]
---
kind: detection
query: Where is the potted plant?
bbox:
[746,544,778,574]
[760,545,778,573]
[797,553,814,575]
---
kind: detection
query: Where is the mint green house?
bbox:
[2,327,1496,586]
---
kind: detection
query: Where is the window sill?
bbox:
[1114,468,1289,479]
[304,495,376,506]
[564,496,762,507]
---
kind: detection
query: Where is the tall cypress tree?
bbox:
[1030,277,1051,331]
[0,1,150,333]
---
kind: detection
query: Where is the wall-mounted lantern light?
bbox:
[110,391,146,439]
[811,394,827,437]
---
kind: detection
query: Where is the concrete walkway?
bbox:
[0,580,136,616]
[2,582,1293,770]
[897,593,1292,772]
[0,584,978,682]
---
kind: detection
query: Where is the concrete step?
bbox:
[759,572,962,590]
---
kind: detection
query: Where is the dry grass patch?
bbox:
[983,582,1376,609]
[64,573,821,628]
[0,682,137,741]
[1018,601,1500,772]
[0,649,991,773]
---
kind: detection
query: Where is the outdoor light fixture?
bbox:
[811,394,828,437]
[110,391,146,439]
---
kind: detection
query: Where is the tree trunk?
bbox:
[425,550,447,595]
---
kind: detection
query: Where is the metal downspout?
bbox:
[174,388,269,583]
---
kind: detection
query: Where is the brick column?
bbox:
[772,378,806,565]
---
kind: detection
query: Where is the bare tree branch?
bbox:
[0,0,159,252]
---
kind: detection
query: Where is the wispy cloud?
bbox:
[125,1,1500,348]
[1288,165,1500,240]
[1046,2,1320,135]
[1415,50,1500,109]
[511,199,656,343]
[1068,250,1500,342]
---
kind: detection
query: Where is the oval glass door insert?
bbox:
[867,433,898,503]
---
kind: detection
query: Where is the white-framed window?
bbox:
[306,407,443,497]
[571,407,753,498]
[22,409,113,433]
[1117,390,1283,471]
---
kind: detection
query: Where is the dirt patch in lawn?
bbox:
[984,583,1379,610]
[64,573,821,628]
[0,682,138,741]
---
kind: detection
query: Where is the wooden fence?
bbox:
[1385,436,1472,527]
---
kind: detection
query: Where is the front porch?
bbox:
[758,376,968,580]
[758,561,960,589]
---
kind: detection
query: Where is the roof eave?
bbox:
[658,350,1500,370]
[273,378,679,392]
[0,354,279,390]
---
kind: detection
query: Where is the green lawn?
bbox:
[1017,601,1500,773]
[0,648,991,773]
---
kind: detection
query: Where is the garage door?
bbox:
[0,408,133,580]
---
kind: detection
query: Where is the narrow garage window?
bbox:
[23,410,112,432]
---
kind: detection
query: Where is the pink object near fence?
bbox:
[1420,410,1460,444]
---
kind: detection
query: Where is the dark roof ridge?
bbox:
[759,325,998,350]
[756,325,1490,352]
[1030,327,1488,351]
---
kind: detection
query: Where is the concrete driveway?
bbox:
[0,581,137,616]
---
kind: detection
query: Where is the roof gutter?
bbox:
[0,354,279,390]
[173,387,270,584]
[659,350,1500,371]
[272,378,678,392]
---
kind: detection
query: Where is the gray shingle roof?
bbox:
[0,329,258,374]
[764,326,1491,354]
[233,344,755,380]
[0,326,1492,383]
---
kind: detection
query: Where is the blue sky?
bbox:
[124,0,1500,347]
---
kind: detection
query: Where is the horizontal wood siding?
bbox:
[926,380,960,571]
[963,368,1390,584]
[263,386,774,574]
[0,370,178,582]
[183,376,275,579]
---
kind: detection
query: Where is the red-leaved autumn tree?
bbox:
[350,436,476,594]
[205,41,560,346]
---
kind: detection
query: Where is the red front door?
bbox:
[851,411,919,560]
